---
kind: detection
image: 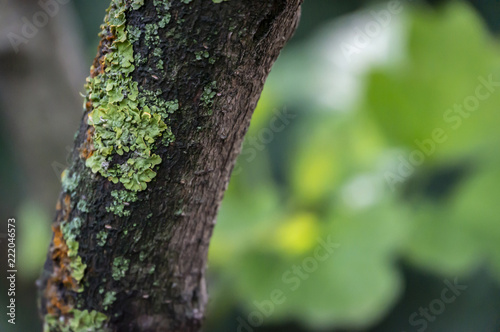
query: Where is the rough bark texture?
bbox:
[38,0,302,331]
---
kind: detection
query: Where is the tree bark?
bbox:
[38,0,302,331]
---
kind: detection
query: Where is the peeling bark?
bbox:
[38,0,302,331]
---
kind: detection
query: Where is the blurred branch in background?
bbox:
[0,0,86,209]
[0,1,87,331]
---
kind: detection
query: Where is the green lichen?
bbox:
[195,50,209,61]
[212,0,228,2]
[70,257,87,286]
[148,265,156,274]
[134,52,146,66]
[61,170,80,196]
[106,190,138,216]
[85,0,176,192]
[159,99,179,120]
[127,25,141,44]
[71,310,107,331]
[61,217,87,288]
[97,231,108,246]
[62,217,83,239]
[153,0,172,31]
[44,309,108,332]
[201,81,217,115]
[76,200,88,213]
[152,48,165,70]
[152,0,163,6]
[158,14,171,28]
[112,257,130,280]
[154,0,171,12]
[102,291,116,310]
[153,48,162,57]
[181,0,192,3]
[66,238,79,258]
[130,0,144,10]
[144,23,160,47]
[64,229,86,288]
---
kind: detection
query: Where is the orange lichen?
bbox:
[44,195,80,317]
[79,127,95,160]
[63,194,71,219]
[90,28,115,78]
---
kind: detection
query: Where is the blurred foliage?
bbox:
[207,1,500,330]
[17,201,51,281]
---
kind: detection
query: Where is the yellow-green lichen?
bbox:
[66,238,79,258]
[85,0,176,192]
[44,309,108,332]
[70,257,87,286]
[61,217,87,288]
[102,291,116,310]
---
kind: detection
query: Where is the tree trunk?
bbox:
[38,0,302,331]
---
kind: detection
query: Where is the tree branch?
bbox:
[38,0,302,331]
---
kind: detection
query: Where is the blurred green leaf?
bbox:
[365,2,500,161]
[17,201,51,281]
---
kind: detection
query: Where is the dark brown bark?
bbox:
[38,0,302,331]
